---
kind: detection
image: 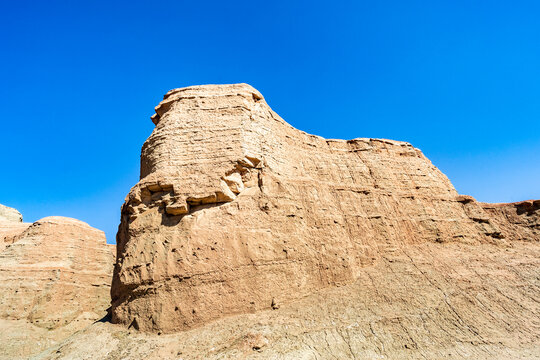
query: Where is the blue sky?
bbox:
[1,1,538,243]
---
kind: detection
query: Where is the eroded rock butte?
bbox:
[110,83,540,334]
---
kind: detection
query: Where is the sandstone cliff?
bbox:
[0,210,115,359]
[110,83,538,335]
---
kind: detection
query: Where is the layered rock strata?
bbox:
[0,204,30,252]
[481,200,540,242]
[111,83,539,333]
[0,212,115,358]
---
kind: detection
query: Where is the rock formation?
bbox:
[0,204,30,252]
[481,200,540,242]
[110,83,539,335]
[0,209,115,359]
[0,204,23,223]
[37,240,540,359]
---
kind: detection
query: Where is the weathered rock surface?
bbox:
[110,83,539,336]
[38,241,540,359]
[0,203,23,223]
[0,221,31,249]
[0,204,31,252]
[481,200,540,242]
[0,212,115,359]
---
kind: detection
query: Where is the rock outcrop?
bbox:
[110,83,539,334]
[0,210,115,359]
[0,204,30,252]
[481,200,540,242]
[0,204,23,223]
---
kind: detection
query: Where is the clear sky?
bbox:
[1,1,539,244]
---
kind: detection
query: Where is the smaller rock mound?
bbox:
[0,207,115,359]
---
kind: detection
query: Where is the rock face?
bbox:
[0,204,23,223]
[0,211,115,358]
[111,83,538,334]
[481,200,540,242]
[38,241,540,360]
[0,204,30,252]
